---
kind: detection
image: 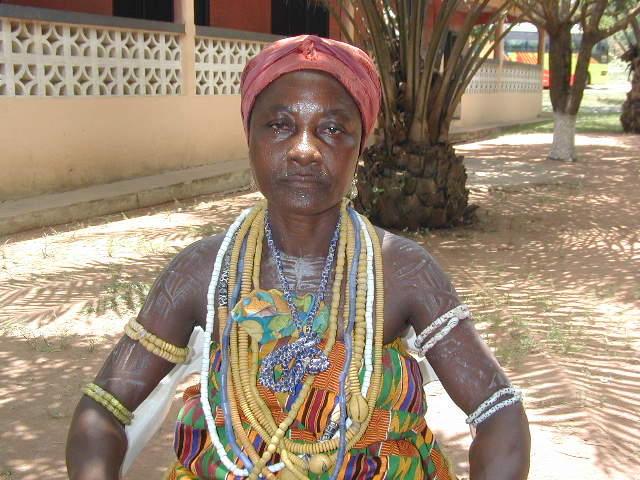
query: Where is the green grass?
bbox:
[503,113,623,135]
[83,264,153,316]
[500,83,629,135]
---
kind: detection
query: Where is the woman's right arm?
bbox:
[66,235,222,479]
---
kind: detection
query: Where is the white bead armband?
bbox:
[414,304,471,356]
[465,386,523,427]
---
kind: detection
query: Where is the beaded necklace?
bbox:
[199,199,386,479]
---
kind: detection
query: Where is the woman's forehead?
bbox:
[252,70,360,116]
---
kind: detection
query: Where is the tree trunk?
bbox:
[548,112,577,162]
[548,27,573,113]
[621,46,640,134]
[354,142,473,229]
[547,27,578,161]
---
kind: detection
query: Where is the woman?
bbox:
[66,35,530,480]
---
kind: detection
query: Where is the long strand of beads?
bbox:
[346,207,368,424]
[218,256,267,474]
[356,213,375,397]
[325,209,372,441]
[232,209,272,429]
[228,208,289,473]
[222,221,282,479]
[233,207,284,433]
[220,236,254,470]
[201,207,252,477]
[326,215,384,457]
[229,209,284,478]
[226,204,289,475]
[211,204,273,477]
[328,210,373,441]
[316,216,356,475]
[328,211,361,480]
[292,210,368,459]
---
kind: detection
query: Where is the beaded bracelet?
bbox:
[414,304,471,355]
[465,386,523,427]
[82,382,133,425]
[124,318,189,363]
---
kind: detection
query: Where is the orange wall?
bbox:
[211,0,270,33]
[211,0,342,39]
[0,0,112,15]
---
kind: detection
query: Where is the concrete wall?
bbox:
[455,91,543,128]
[0,95,248,200]
[0,1,256,201]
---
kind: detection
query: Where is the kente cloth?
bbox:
[240,34,381,154]
[167,289,456,480]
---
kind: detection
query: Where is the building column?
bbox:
[494,16,504,60]
[175,0,196,96]
[495,16,504,93]
[537,27,545,65]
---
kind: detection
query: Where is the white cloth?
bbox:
[122,326,205,474]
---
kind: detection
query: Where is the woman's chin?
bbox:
[267,191,342,216]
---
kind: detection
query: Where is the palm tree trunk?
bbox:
[621,46,640,134]
[354,142,471,229]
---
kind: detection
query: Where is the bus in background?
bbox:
[504,23,609,88]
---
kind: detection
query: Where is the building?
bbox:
[0,0,542,233]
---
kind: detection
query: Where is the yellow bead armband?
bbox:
[82,382,133,425]
[124,318,189,363]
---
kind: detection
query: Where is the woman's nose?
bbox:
[288,130,321,165]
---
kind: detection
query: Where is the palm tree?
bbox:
[324,0,517,228]
[620,17,640,133]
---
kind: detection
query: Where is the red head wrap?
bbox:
[240,34,381,154]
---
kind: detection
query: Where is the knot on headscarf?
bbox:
[299,38,318,60]
[240,35,382,154]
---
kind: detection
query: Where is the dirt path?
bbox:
[1,132,638,479]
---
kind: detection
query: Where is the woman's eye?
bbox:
[324,125,342,135]
[269,120,290,132]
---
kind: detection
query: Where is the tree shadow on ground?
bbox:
[0,334,193,479]
[421,133,640,478]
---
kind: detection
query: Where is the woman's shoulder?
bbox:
[163,232,227,276]
[375,227,444,280]
[374,227,460,323]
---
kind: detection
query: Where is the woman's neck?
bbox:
[266,203,341,257]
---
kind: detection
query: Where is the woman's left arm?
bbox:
[425,318,531,480]
[385,236,530,480]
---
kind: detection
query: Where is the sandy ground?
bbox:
[0,132,638,480]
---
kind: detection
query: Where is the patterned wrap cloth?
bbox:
[167,289,455,480]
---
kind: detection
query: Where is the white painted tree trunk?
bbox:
[548,112,577,161]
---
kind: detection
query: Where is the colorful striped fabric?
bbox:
[168,290,456,480]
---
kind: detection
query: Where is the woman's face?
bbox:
[248,70,362,216]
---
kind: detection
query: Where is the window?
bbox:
[113,0,173,22]
[194,0,210,26]
[271,0,329,37]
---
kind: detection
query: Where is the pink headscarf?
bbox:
[240,35,381,154]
